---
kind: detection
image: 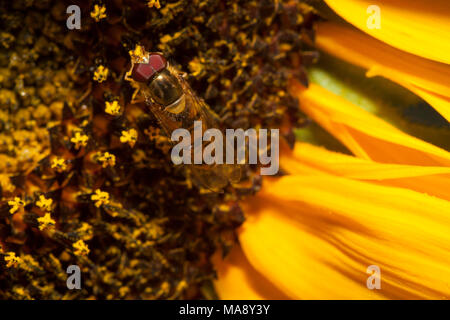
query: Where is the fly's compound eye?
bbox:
[131,53,167,82]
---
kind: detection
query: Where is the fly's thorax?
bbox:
[148,69,184,111]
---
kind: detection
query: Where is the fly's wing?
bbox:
[175,72,243,188]
[174,70,219,129]
[186,164,229,192]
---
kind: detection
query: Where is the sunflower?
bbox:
[1,0,448,301]
[213,0,450,299]
[0,0,316,299]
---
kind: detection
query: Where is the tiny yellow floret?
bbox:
[51,158,67,172]
[120,129,138,147]
[5,252,22,268]
[70,132,89,149]
[37,213,56,231]
[91,189,110,207]
[73,240,90,256]
[8,197,25,214]
[93,65,109,83]
[105,101,121,116]
[129,45,146,60]
[36,195,53,211]
[90,5,107,22]
[148,0,161,9]
[97,152,116,168]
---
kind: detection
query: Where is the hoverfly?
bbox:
[125,47,242,192]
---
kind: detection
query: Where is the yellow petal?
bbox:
[315,21,450,121]
[281,142,450,201]
[240,176,450,299]
[324,0,450,64]
[213,245,290,300]
[405,85,450,123]
[290,81,450,166]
